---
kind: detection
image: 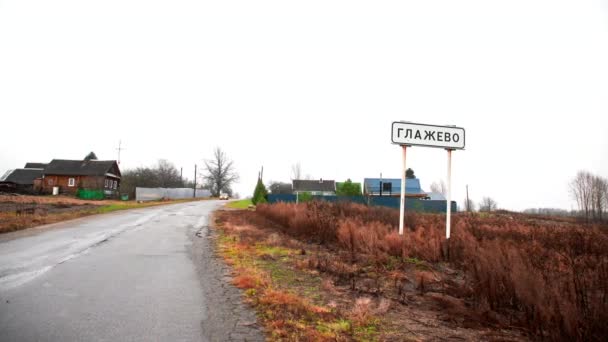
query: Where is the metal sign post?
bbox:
[446,149,452,239]
[391,121,465,239]
[399,145,408,235]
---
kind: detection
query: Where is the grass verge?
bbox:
[213,210,381,341]
[226,199,253,209]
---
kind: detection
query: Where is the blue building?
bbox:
[363,178,427,198]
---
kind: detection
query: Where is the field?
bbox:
[0,194,196,234]
[213,201,608,341]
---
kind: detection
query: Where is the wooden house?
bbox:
[40,159,121,196]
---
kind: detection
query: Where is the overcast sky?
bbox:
[1,0,607,211]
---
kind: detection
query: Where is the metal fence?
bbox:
[135,187,212,201]
[267,194,457,213]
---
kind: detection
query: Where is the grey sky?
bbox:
[1,0,607,211]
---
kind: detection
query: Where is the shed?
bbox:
[0,168,44,193]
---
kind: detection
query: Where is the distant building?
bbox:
[40,159,121,197]
[424,192,446,201]
[269,182,293,195]
[0,168,44,194]
[292,179,336,196]
[363,178,427,198]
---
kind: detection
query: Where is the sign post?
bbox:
[391,122,465,238]
[446,149,452,239]
[398,145,407,235]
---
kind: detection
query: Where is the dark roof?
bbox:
[270,183,293,194]
[24,162,48,169]
[0,168,44,185]
[292,179,336,192]
[44,159,119,177]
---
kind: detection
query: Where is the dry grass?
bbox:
[0,194,123,206]
[213,210,381,341]
[0,211,90,234]
[0,195,202,234]
[255,201,608,341]
[214,208,531,341]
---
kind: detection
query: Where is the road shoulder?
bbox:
[190,210,265,342]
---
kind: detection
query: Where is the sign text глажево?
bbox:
[392,122,465,150]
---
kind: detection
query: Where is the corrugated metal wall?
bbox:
[135,187,212,201]
[267,194,457,213]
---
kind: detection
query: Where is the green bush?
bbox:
[297,192,313,203]
[252,179,268,205]
[336,179,362,196]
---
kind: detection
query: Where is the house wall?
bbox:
[0,182,34,194]
[41,175,120,195]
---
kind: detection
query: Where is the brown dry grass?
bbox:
[255,201,608,341]
[214,209,530,341]
[214,211,380,341]
[0,195,202,234]
[0,194,123,206]
[0,211,95,234]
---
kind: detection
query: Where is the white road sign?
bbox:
[392,122,465,150]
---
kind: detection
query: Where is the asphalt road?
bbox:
[0,200,264,342]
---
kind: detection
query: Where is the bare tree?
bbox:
[119,159,181,197]
[591,175,607,221]
[570,171,593,222]
[463,197,476,212]
[156,159,182,187]
[290,163,302,180]
[479,197,497,212]
[430,180,447,195]
[203,147,239,197]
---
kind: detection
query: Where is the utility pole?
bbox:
[180,167,183,186]
[116,140,125,164]
[193,164,197,198]
[466,184,470,212]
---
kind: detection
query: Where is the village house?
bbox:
[40,159,121,197]
[292,179,336,196]
[0,167,45,194]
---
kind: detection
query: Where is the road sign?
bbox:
[392,121,465,245]
[392,122,465,150]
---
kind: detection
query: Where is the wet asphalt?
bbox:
[0,200,264,342]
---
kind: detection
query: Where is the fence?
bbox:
[76,189,105,200]
[135,187,212,201]
[267,194,457,213]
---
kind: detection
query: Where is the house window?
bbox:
[382,182,392,193]
[105,179,108,188]
[113,180,117,190]
[68,178,75,187]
